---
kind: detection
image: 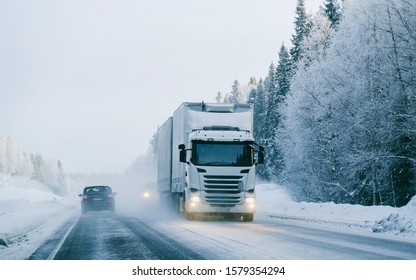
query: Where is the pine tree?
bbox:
[215,91,223,103]
[254,79,267,140]
[30,154,45,183]
[323,0,342,28]
[149,131,158,157]
[229,80,242,103]
[264,46,293,180]
[253,79,269,180]
[290,0,312,65]
[56,160,67,195]
[223,93,230,103]
[263,63,280,179]
[276,44,292,96]
[249,76,257,86]
[264,63,278,125]
[247,77,258,104]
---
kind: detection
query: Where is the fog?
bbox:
[0,0,323,174]
[68,154,171,219]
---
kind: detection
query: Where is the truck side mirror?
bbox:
[178,144,187,163]
[257,146,265,165]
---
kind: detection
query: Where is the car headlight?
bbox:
[144,191,150,198]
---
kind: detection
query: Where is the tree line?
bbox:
[0,136,68,196]
[216,0,416,207]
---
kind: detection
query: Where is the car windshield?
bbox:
[191,141,254,166]
[84,186,111,195]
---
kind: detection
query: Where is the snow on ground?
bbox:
[0,173,415,259]
[0,173,78,259]
[256,183,416,239]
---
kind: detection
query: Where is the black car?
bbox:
[79,185,116,214]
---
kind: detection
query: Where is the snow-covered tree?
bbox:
[0,136,70,195]
[30,153,68,195]
[0,137,8,173]
[247,79,256,106]
[290,0,312,65]
[0,137,33,177]
[276,44,292,97]
[252,79,269,180]
[247,77,257,104]
[229,80,243,103]
[279,0,416,206]
[323,0,343,28]
[215,91,223,103]
[262,63,280,179]
[148,130,158,164]
[299,12,332,69]
[222,93,230,103]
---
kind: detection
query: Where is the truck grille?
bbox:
[202,175,243,206]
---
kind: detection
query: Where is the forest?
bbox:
[215,0,416,207]
[0,136,68,195]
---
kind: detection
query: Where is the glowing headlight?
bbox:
[244,197,256,204]
[190,196,202,203]
[142,191,151,199]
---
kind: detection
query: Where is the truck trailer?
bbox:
[157,102,264,222]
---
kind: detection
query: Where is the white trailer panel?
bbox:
[157,117,172,193]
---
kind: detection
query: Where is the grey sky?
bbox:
[0,0,322,173]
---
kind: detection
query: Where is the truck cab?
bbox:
[178,126,264,221]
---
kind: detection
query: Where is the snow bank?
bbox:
[256,183,415,239]
[372,196,416,236]
[0,173,78,259]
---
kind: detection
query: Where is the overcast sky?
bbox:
[0,0,322,174]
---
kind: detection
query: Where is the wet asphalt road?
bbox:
[29,212,204,260]
[28,211,416,260]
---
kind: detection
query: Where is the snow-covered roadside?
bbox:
[0,174,78,259]
[256,183,416,240]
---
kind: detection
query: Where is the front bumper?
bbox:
[186,198,256,214]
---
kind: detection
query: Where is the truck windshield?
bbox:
[191,141,254,166]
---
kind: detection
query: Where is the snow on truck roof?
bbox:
[180,102,252,113]
[183,104,253,132]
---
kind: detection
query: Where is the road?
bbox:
[28,209,416,260]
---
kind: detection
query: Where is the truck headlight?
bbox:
[244,197,256,204]
[190,196,202,203]
[189,195,202,208]
[244,197,256,210]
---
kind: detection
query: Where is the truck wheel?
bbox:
[242,214,254,222]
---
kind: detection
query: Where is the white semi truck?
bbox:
[157,102,264,221]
